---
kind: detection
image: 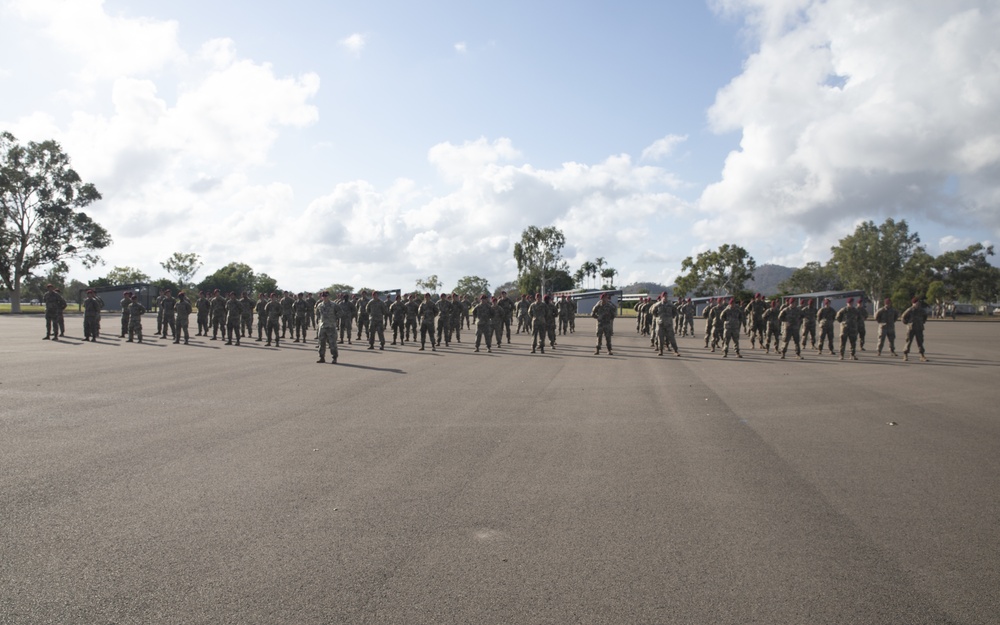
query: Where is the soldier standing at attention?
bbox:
[702,298,716,348]
[195,291,210,336]
[209,289,227,340]
[159,288,176,340]
[472,294,494,353]
[800,298,818,350]
[816,298,836,355]
[683,298,696,337]
[569,296,577,333]
[417,293,438,351]
[82,289,101,342]
[355,291,371,341]
[497,291,514,344]
[126,295,146,343]
[389,294,407,345]
[649,292,680,357]
[404,293,419,342]
[155,292,165,336]
[279,291,295,339]
[315,291,339,364]
[264,293,282,347]
[856,299,869,351]
[435,293,452,347]
[42,284,64,340]
[747,294,766,348]
[720,298,744,358]
[338,293,355,344]
[224,291,242,346]
[366,291,389,350]
[835,297,860,360]
[544,294,558,349]
[304,292,317,331]
[556,295,570,335]
[292,292,309,343]
[778,298,804,359]
[591,292,616,355]
[174,291,192,344]
[239,292,254,338]
[762,298,782,354]
[254,293,267,341]
[515,294,531,334]
[119,290,132,338]
[901,297,929,362]
[527,293,548,354]
[450,292,464,343]
[874,298,899,357]
[461,294,472,329]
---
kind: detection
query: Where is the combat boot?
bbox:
[317,357,326,363]
[920,354,928,362]
[903,353,909,361]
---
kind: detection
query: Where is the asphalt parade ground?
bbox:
[2,314,999,624]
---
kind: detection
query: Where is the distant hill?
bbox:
[747,264,795,295]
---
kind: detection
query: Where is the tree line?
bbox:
[3,131,998,312]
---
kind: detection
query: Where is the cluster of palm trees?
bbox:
[574,257,618,290]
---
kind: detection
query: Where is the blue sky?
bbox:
[2,0,998,292]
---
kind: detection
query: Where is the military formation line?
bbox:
[42,286,930,363]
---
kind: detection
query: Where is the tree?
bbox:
[778,261,844,294]
[0,132,111,312]
[324,282,355,296]
[453,275,491,299]
[513,225,568,295]
[676,244,756,296]
[415,275,441,293]
[160,252,203,289]
[102,266,151,285]
[830,218,921,305]
[600,267,618,289]
[254,272,279,295]
[493,280,520,298]
[198,262,258,296]
[932,243,997,303]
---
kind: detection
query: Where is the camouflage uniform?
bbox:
[496,293,514,343]
[264,295,283,346]
[155,293,165,336]
[720,301,744,357]
[777,300,804,359]
[472,296,494,352]
[557,296,571,335]
[702,299,716,348]
[762,300,782,353]
[450,293,463,343]
[209,292,227,340]
[816,301,836,354]
[127,299,146,343]
[240,294,254,338]
[649,297,680,356]
[304,293,317,329]
[354,293,370,341]
[436,295,452,347]
[417,296,438,351]
[460,295,472,329]
[120,294,132,337]
[254,295,267,341]
[292,294,309,342]
[42,287,65,340]
[279,292,294,338]
[800,300,818,349]
[315,296,340,363]
[82,293,102,341]
[545,295,558,348]
[901,300,929,361]
[159,293,176,339]
[682,299,695,337]
[835,301,860,360]
[591,296,616,355]
[746,296,767,348]
[515,296,531,334]
[174,296,192,344]
[569,298,577,333]
[338,295,355,344]
[366,294,389,349]
[527,295,548,354]
[225,294,242,345]
[404,294,419,342]
[389,296,407,345]
[856,301,869,350]
[196,293,210,336]
[874,300,898,356]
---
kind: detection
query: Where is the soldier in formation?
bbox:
[292,292,309,342]
[649,292,680,356]
[367,291,389,350]
[835,297,860,360]
[224,291,242,345]
[390,294,407,345]
[591,292,616,355]
[42,284,66,340]
[126,294,146,343]
[901,298,929,362]
[472,294,495,352]
[778,298,804,359]
[315,291,339,364]
[417,293,438,351]
[338,293,355,344]
[354,291,370,341]
[816,298,836,355]
[264,292,283,347]
[874,298,898,357]
[196,291,210,336]
[720,298,744,358]
[174,292,192,344]
[159,288,176,340]
[119,290,133,338]
[82,289,102,342]
[210,289,227,340]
